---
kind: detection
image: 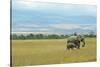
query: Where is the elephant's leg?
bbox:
[71,46,74,50]
[67,45,71,50]
[66,43,69,50]
[81,39,85,47]
[77,44,80,49]
[66,41,71,50]
[82,44,85,47]
[75,41,80,49]
[82,40,85,47]
[67,46,70,50]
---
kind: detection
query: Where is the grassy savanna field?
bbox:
[12,38,96,66]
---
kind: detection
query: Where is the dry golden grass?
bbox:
[12,38,96,66]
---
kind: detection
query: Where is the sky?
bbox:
[12,0,96,34]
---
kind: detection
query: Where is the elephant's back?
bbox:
[67,36,77,42]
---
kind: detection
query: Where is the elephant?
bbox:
[66,35,85,50]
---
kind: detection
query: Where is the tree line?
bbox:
[11,34,69,40]
[11,33,96,40]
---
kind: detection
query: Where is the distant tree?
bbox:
[11,34,18,40]
[48,34,61,39]
[65,35,69,38]
[88,31,96,37]
[26,34,35,39]
[34,34,44,39]
[19,34,26,40]
[60,35,65,38]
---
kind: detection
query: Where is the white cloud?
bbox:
[81,25,96,30]
[14,27,49,32]
[17,24,40,28]
[50,24,79,29]
[17,0,40,8]
[15,0,54,9]
[13,28,32,31]
[13,23,96,33]
[50,23,96,30]
[38,28,49,31]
